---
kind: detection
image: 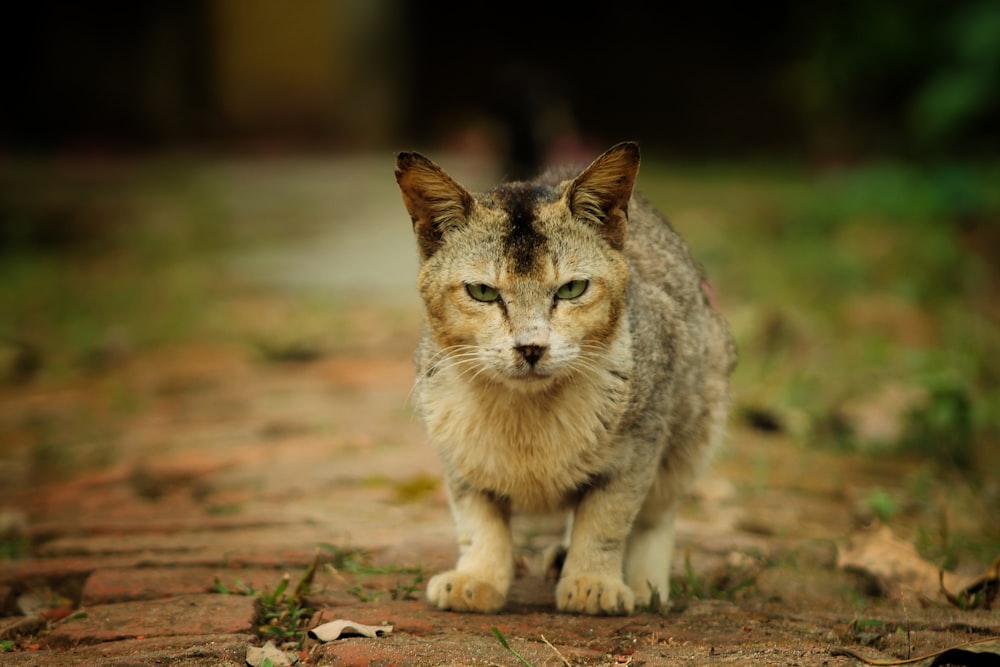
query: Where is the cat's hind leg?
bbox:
[624,502,676,610]
[627,390,728,609]
[542,512,574,581]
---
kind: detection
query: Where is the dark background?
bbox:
[3,1,998,167]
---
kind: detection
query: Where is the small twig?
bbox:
[831,636,1000,665]
[540,634,572,667]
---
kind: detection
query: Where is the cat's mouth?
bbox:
[505,367,556,387]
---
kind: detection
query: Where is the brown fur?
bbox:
[395,142,735,615]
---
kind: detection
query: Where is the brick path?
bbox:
[0,337,459,665]
[0,338,768,666]
[1,156,995,665]
[6,341,994,665]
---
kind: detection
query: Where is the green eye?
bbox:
[556,279,589,300]
[466,283,500,302]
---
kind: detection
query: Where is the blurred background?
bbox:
[1,1,998,570]
[2,1,1000,161]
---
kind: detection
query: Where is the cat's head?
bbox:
[395,142,639,391]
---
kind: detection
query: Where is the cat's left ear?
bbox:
[565,142,640,249]
[395,152,474,260]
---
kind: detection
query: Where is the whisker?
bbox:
[407,345,483,403]
[411,345,491,387]
[408,339,617,402]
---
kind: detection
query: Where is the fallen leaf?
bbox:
[16,588,72,616]
[309,619,393,642]
[837,523,960,602]
[941,554,1000,610]
[246,640,297,667]
[831,637,1000,666]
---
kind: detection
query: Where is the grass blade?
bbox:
[492,626,536,667]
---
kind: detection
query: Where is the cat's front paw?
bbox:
[556,574,635,615]
[426,570,506,613]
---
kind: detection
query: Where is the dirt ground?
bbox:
[0,155,997,665]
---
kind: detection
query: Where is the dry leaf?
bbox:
[16,587,72,616]
[941,554,1000,610]
[837,523,960,602]
[308,619,393,642]
[246,640,297,667]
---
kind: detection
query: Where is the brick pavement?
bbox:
[2,156,996,665]
[0,336,840,666]
[0,336,452,665]
[2,343,997,666]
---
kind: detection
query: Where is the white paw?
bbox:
[556,574,635,615]
[426,570,506,613]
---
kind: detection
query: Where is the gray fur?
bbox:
[396,142,735,615]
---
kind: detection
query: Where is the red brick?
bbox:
[81,566,289,604]
[45,593,256,647]
[3,633,255,667]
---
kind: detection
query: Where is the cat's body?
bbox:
[395,142,735,615]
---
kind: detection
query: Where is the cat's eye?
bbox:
[556,279,589,300]
[466,283,500,302]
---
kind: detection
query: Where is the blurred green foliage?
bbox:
[0,165,225,381]
[643,156,1000,486]
[798,0,1000,154]
[902,386,974,470]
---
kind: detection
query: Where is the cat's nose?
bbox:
[515,345,547,366]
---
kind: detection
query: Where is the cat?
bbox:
[394,142,736,615]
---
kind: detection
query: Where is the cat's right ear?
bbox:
[395,152,474,260]
[565,142,640,250]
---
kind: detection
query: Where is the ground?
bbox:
[0,153,997,665]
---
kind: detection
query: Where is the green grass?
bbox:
[492,627,536,667]
[211,545,426,646]
[318,543,425,602]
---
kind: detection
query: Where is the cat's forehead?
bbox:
[481,181,563,220]
[478,182,563,275]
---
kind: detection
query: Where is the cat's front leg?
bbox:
[556,480,646,616]
[427,483,513,613]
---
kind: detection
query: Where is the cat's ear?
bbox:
[395,152,474,260]
[565,142,640,249]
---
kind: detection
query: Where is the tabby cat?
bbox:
[395,142,735,615]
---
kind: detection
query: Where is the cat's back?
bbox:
[626,194,706,310]
[625,191,735,400]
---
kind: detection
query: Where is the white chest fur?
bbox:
[418,364,627,512]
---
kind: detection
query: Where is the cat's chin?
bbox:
[500,370,559,392]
